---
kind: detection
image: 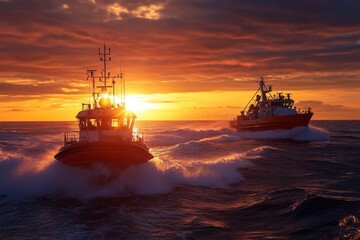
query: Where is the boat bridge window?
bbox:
[111,118,132,129]
[112,119,119,127]
[79,119,86,130]
[79,117,136,131]
[99,118,112,130]
[88,119,97,130]
[79,118,96,130]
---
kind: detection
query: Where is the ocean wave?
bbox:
[0,131,26,141]
[0,122,329,199]
[232,125,330,141]
[290,194,348,218]
[228,187,307,214]
[0,122,279,199]
[147,128,226,147]
[167,130,276,159]
[0,145,277,199]
[168,135,236,157]
[147,125,329,148]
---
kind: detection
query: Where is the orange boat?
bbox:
[54,44,153,169]
[230,76,313,131]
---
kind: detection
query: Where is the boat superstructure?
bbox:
[54,44,153,169]
[230,76,313,131]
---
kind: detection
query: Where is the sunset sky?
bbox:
[0,0,359,120]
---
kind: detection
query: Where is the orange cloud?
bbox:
[0,0,359,120]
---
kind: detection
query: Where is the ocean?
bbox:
[0,120,359,239]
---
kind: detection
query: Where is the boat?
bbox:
[230,76,313,131]
[54,44,153,169]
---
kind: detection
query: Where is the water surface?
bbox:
[0,120,359,239]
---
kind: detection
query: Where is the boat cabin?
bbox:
[77,104,136,132]
[73,104,139,143]
[240,77,300,120]
[62,44,144,145]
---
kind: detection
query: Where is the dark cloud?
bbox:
[0,82,86,95]
[0,0,359,97]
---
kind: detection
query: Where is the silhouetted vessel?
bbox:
[54,44,153,169]
[230,76,313,131]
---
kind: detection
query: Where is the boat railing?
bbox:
[63,130,145,144]
[296,107,312,114]
[64,131,80,145]
[132,132,144,143]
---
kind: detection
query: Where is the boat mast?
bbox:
[259,76,272,102]
[86,69,97,108]
[120,51,125,108]
[99,43,111,88]
[242,76,274,114]
[84,44,127,109]
[122,64,125,108]
[259,76,267,101]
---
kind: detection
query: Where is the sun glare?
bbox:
[124,95,152,113]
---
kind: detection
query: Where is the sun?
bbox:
[124,95,152,113]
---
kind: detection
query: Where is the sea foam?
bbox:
[0,145,267,199]
[231,125,330,141]
[0,123,327,199]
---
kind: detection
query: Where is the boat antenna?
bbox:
[99,42,111,88]
[123,54,126,108]
[112,76,116,107]
[87,70,91,106]
[121,49,126,108]
[87,69,97,108]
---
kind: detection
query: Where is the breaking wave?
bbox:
[0,122,278,198]
[0,122,328,199]
[147,128,223,147]
[0,152,257,199]
[234,126,330,141]
[0,130,277,199]
[147,125,329,147]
